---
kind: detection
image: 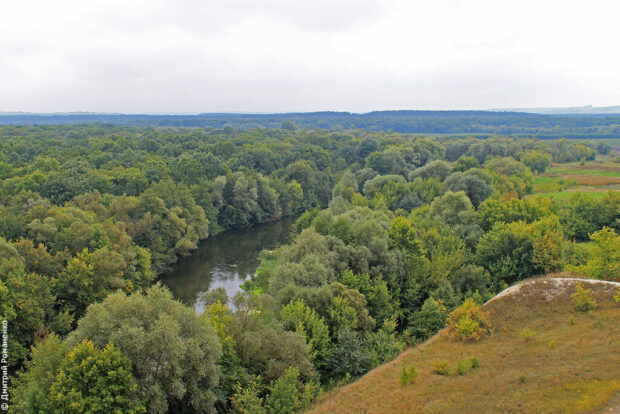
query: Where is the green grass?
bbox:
[547,168,620,178]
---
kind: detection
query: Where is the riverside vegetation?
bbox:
[0,123,618,413]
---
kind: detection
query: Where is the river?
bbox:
[159,217,296,313]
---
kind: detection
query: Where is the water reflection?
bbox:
[159,218,295,313]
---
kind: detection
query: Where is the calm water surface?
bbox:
[159,218,295,313]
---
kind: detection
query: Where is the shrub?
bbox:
[615,288,620,304]
[519,328,535,342]
[446,298,492,342]
[399,365,418,385]
[432,359,451,376]
[569,315,575,325]
[549,339,556,349]
[455,359,468,376]
[470,357,480,369]
[571,283,597,313]
[407,297,447,341]
[265,367,319,414]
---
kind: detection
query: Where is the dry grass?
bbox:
[308,278,620,414]
[542,174,620,187]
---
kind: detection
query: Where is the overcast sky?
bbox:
[1,0,619,113]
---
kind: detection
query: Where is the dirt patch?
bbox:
[486,277,620,306]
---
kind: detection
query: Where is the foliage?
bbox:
[265,367,319,414]
[431,359,451,375]
[399,365,418,385]
[443,169,494,207]
[11,334,69,414]
[407,298,447,341]
[571,283,597,313]
[567,227,619,281]
[521,150,551,173]
[2,122,616,412]
[475,217,564,288]
[455,359,468,375]
[67,285,222,414]
[519,328,535,342]
[429,191,483,248]
[477,196,554,231]
[230,377,265,414]
[560,192,619,242]
[446,299,491,342]
[280,299,331,366]
[49,340,145,414]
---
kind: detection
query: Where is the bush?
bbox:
[615,288,620,303]
[446,299,492,342]
[571,282,597,313]
[407,297,447,341]
[470,357,480,369]
[519,328,535,342]
[432,359,451,376]
[455,359,468,376]
[399,365,418,385]
[265,367,319,414]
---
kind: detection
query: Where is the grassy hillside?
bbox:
[309,277,620,414]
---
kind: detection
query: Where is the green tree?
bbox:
[11,334,69,414]
[265,367,317,414]
[520,150,551,173]
[408,160,451,182]
[475,222,534,288]
[444,169,494,207]
[429,191,483,248]
[408,298,447,341]
[68,285,222,414]
[49,340,145,414]
[477,196,554,231]
[451,155,479,172]
[0,257,60,365]
[567,227,619,281]
[280,299,331,366]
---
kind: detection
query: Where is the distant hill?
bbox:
[1,110,620,138]
[309,277,620,414]
[497,106,620,115]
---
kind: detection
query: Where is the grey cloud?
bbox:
[93,0,390,37]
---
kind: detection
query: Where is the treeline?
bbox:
[2,111,620,137]
[2,124,619,413]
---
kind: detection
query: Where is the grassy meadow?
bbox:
[532,154,620,198]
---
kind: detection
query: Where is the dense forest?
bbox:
[1,124,618,413]
[2,111,620,138]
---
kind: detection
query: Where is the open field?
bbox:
[532,155,620,197]
[529,189,616,201]
[309,277,620,414]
